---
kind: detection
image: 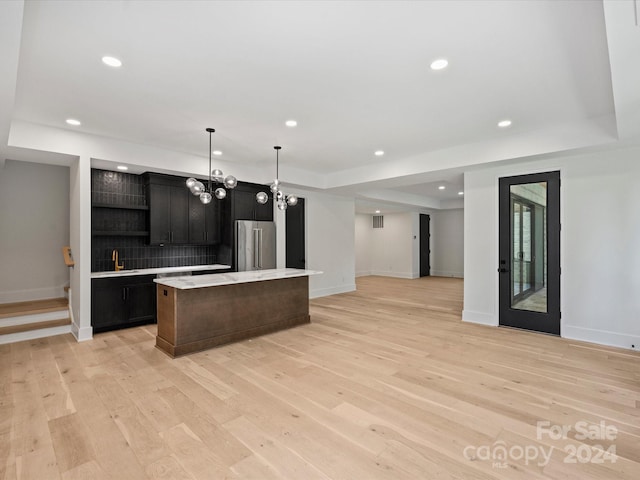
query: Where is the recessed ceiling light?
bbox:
[458,191,464,196]
[285,120,297,127]
[102,56,122,67]
[374,150,384,156]
[212,150,222,156]
[66,118,81,126]
[375,210,381,214]
[430,58,449,70]
[438,185,446,190]
[498,119,512,128]
[116,165,128,171]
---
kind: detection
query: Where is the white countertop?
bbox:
[153,268,322,289]
[91,264,231,279]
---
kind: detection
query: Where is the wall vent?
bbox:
[373,215,384,228]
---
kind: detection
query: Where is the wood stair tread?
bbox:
[0,318,71,335]
[0,297,68,319]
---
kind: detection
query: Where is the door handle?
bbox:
[258,229,263,269]
[497,267,509,273]
[253,229,259,269]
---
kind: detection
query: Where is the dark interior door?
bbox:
[286,197,305,269]
[420,214,430,277]
[498,171,560,335]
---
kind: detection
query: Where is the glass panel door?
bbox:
[499,172,559,335]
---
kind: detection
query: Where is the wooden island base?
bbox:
[156,275,310,357]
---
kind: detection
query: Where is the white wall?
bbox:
[276,188,356,298]
[463,146,640,350]
[354,212,419,279]
[431,209,464,278]
[355,214,373,276]
[69,156,92,341]
[0,160,70,303]
[356,211,464,279]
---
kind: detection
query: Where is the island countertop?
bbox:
[154,268,322,290]
[91,264,231,279]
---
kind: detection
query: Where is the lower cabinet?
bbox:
[91,275,156,333]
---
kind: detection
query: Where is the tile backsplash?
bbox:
[92,169,146,206]
[92,169,219,272]
[92,236,217,271]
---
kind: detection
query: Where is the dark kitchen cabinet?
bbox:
[146,174,189,245]
[232,183,273,222]
[188,192,220,244]
[91,275,156,333]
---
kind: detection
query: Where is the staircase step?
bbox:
[0,317,71,336]
[0,297,68,319]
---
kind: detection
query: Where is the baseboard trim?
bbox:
[369,270,418,279]
[71,323,93,342]
[310,283,356,299]
[431,270,464,278]
[67,288,93,342]
[462,309,498,326]
[562,325,640,351]
[355,270,372,277]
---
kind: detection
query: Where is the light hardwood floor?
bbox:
[1,276,639,479]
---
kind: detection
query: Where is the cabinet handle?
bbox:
[122,287,126,301]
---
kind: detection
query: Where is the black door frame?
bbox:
[419,214,430,277]
[285,197,306,269]
[498,171,560,336]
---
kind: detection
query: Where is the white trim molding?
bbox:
[310,283,356,299]
[562,325,640,351]
[462,309,498,326]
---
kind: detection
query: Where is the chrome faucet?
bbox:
[112,249,124,271]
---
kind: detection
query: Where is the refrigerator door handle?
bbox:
[258,228,263,269]
[253,228,259,269]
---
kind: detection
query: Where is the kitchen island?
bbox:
[154,268,322,357]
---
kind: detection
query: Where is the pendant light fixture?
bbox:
[186,128,237,204]
[256,146,297,210]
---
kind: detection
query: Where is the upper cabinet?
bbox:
[232,183,273,222]
[146,173,220,245]
[188,192,220,244]
[144,174,270,252]
[147,181,189,244]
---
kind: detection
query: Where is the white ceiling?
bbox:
[2,0,639,213]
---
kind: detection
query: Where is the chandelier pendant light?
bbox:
[186,128,237,204]
[256,146,297,210]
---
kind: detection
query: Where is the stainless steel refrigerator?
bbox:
[235,220,276,271]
